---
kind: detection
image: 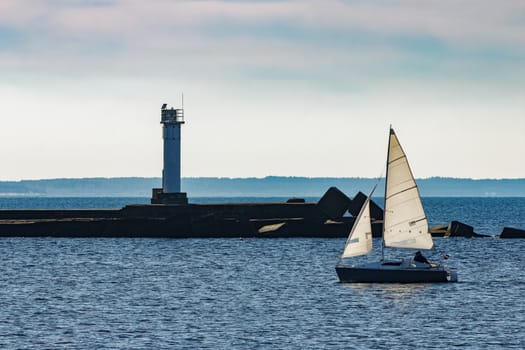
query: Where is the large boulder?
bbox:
[499,227,525,238]
[444,220,487,237]
[348,191,384,220]
[429,224,448,237]
[317,187,352,220]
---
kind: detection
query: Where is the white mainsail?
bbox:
[341,191,374,258]
[383,128,434,250]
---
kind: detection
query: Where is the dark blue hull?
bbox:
[336,261,455,283]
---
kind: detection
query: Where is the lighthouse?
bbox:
[151,103,188,205]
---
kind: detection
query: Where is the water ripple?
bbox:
[0,237,524,348]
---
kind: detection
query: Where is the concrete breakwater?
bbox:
[0,187,521,238]
[0,202,350,238]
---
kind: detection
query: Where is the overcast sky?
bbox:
[1,0,524,180]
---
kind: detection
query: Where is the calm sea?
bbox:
[0,197,524,349]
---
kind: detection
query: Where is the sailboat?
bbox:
[335,127,458,283]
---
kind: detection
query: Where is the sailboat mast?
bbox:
[381,125,392,261]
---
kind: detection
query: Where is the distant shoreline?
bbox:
[1,177,524,197]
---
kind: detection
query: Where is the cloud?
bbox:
[0,1,524,99]
[2,0,524,41]
[0,1,524,179]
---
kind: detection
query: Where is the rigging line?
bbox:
[375,168,385,186]
[406,216,428,225]
[392,216,427,226]
[373,160,385,200]
[382,125,391,262]
[385,185,418,200]
[375,156,386,182]
[388,155,406,164]
[411,217,427,224]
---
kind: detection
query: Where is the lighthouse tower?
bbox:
[151,103,188,205]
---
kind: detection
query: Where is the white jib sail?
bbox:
[383,129,434,250]
[341,194,373,258]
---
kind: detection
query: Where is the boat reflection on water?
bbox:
[342,282,427,299]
